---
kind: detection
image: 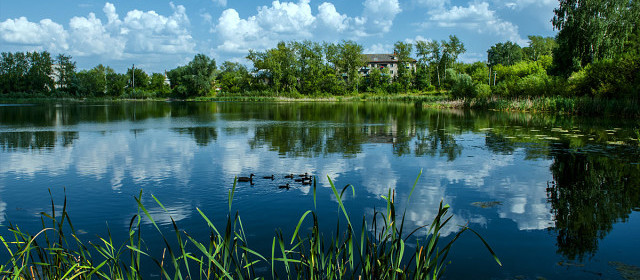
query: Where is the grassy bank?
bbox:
[425,96,640,117]
[3,92,637,118]
[0,175,500,279]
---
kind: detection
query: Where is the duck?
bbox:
[294,176,311,182]
[263,175,275,180]
[278,183,290,190]
[284,174,294,179]
[238,174,255,182]
[298,172,309,178]
[301,180,312,186]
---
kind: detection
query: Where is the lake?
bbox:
[1,101,639,279]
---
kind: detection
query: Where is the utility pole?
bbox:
[493,71,497,86]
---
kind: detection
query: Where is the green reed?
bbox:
[1,173,500,279]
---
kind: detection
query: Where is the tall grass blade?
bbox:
[407,168,422,202]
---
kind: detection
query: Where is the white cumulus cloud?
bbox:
[317,2,348,32]
[214,0,403,56]
[0,17,69,52]
[0,2,195,65]
[215,0,316,54]
[425,2,526,45]
[120,3,195,54]
[69,12,125,57]
[362,0,402,34]
[255,0,316,35]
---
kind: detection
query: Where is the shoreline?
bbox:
[1,94,638,117]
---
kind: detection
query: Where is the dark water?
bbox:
[1,101,639,279]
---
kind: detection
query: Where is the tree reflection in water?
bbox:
[547,142,640,260]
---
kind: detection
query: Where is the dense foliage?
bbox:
[1,0,639,103]
[552,0,640,75]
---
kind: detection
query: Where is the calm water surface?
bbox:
[1,101,639,279]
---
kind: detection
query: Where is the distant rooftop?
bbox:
[364,54,416,63]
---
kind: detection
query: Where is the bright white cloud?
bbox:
[121,3,195,54]
[0,2,195,62]
[317,2,348,32]
[425,2,526,45]
[69,12,126,57]
[215,9,263,54]
[215,0,316,54]
[0,17,69,52]
[256,0,315,35]
[214,0,403,56]
[362,0,402,34]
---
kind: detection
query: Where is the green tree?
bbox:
[413,40,432,91]
[168,54,217,97]
[74,64,111,96]
[149,73,171,95]
[126,67,149,90]
[106,71,128,96]
[292,41,325,95]
[26,51,54,93]
[415,35,465,88]
[443,35,466,66]
[248,42,297,94]
[55,54,76,92]
[487,41,523,66]
[393,41,413,91]
[418,40,444,87]
[336,40,365,91]
[552,0,640,74]
[218,61,250,93]
[523,36,556,61]
[0,52,28,93]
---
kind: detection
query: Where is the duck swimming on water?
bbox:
[278,183,290,190]
[284,174,294,179]
[238,174,255,182]
[263,175,275,180]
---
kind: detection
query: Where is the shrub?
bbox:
[450,73,476,99]
[475,83,492,98]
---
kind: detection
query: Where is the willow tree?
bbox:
[552,0,640,74]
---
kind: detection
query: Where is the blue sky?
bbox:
[0,0,558,73]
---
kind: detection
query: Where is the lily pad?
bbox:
[557,260,584,267]
[609,261,640,280]
[471,201,502,208]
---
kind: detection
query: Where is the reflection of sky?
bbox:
[0,118,553,236]
[1,129,196,190]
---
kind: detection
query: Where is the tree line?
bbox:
[1,0,638,100]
